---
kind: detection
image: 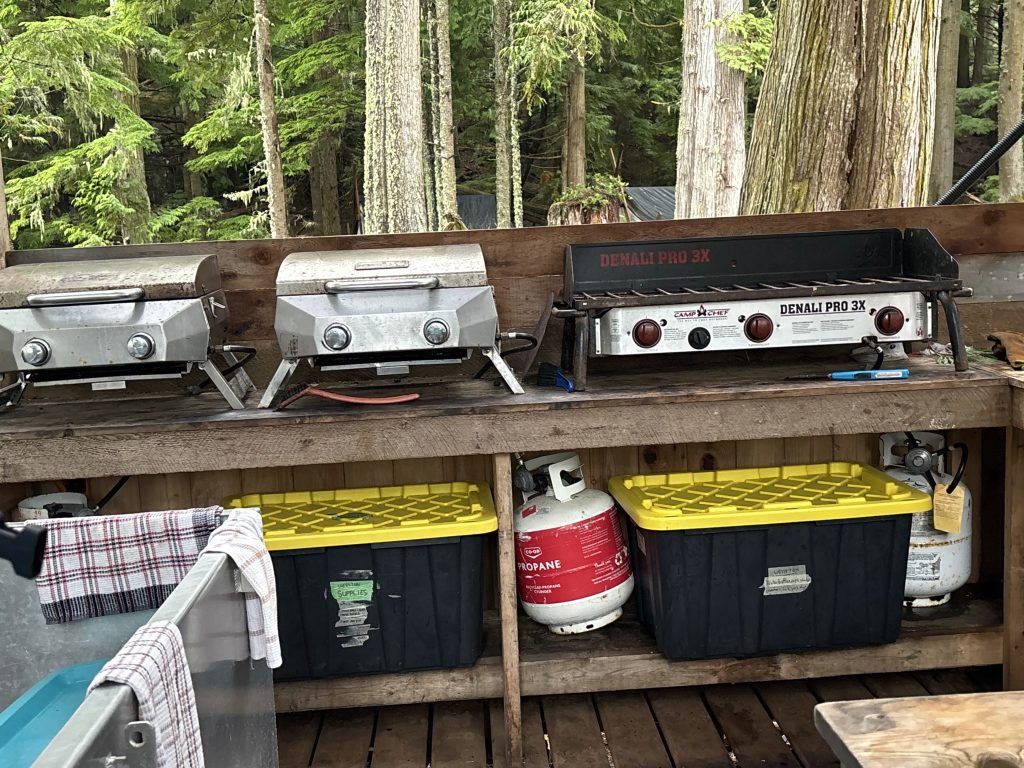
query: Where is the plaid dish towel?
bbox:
[89,620,204,768]
[35,507,221,625]
[202,507,281,668]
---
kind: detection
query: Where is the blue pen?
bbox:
[787,369,910,381]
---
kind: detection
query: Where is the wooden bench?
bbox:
[815,691,1024,767]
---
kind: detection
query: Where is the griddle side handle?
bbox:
[324,277,439,292]
[26,288,146,307]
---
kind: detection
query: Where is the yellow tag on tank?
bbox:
[933,483,965,534]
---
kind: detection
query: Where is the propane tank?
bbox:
[513,452,634,634]
[880,432,973,608]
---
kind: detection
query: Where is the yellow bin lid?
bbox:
[225,482,498,550]
[609,462,931,531]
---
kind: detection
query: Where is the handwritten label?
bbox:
[330,579,374,603]
[933,483,965,534]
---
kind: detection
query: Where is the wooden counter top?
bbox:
[0,357,1009,481]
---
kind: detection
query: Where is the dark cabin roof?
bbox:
[625,186,676,221]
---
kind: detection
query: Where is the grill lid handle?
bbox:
[26,288,146,307]
[324,277,440,293]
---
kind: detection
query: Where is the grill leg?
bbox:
[258,358,300,408]
[483,346,525,395]
[937,290,969,372]
[574,314,589,391]
[200,358,246,409]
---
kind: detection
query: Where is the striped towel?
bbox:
[89,620,204,768]
[202,507,281,668]
[34,508,221,625]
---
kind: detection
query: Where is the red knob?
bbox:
[744,314,774,343]
[632,319,662,348]
[875,306,905,336]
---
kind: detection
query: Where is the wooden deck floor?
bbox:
[276,668,1000,768]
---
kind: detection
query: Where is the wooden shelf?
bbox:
[273,595,1003,712]
[0,358,1009,482]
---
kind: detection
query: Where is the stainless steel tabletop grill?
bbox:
[0,254,254,409]
[259,244,524,407]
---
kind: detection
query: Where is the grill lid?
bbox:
[276,244,488,296]
[0,254,220,308]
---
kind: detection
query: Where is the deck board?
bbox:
[276,670,993,768]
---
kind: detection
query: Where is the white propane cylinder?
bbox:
[880,432,973,607]
[514,452,634,634]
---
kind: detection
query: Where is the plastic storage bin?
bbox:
[609,463,931,660]
[226,482,497,680]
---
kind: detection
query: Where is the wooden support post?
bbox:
[1006,426,1024,689]
[493,453,523,765]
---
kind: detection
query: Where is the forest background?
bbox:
[0,0,1021,251]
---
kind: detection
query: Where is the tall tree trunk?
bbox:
[674,0,746,219]
[181,105,205,199]
[846,0,940,208]
[493,0,513,227]
[957,0,971,87]
[972,0,994,85]
[110,0,151,244]
[563,62,586,190]
[999,0,1024,199]
[424,0,441,230]
[363,0,428,234]
[310,133,342,234]
[433,0,458,226]
[510,71,523,227]
[929,0,960,204]
[254,0,288,237]
[0,147,11,262]
[741,0,860,214]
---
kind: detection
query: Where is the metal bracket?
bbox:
[0,374,27,411]
[122,721,158,768]
[937,290,969,372]
[258,358,300,409]
[482,346,525,395]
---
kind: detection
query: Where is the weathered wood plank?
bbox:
[430,701,487,768]
[0,378,1006,481]
[489,699,548,768]
[1006,426,1024,690]
[276,711,323,768]
[756,681,841,768]
[594,691,672,768]
[542,694,607,768]
[703,684,798,768]
[646,687,732,768]
[861,673,930,698]
[310,708,376,768]
[371,704,429,768]
[809,677,875,703]
[814,691,1024,768]
[913,669,982,695]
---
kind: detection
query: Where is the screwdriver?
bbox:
[786,369,910,381]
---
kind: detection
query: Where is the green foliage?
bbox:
[956,81,998,137]
[511,0,627,110]
[555,172,627,213]
[711,6,773,75]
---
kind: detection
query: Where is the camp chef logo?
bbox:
[523,547,543,560]
[759,565,813,596]
[674,304,729,320]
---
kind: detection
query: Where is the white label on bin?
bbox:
[759,565,812,596]
[336,604,369,627]
[906,551,941,581]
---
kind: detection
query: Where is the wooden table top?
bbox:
[814,691,1024,767]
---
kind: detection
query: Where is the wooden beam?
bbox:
[1006,426,1024,690]
[492,453,523,768]
[273,621,1002,712]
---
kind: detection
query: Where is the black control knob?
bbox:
[688,327,711,349]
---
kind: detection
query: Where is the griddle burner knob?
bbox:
[744,314,774,343]
[632,319,662,348]
[126,333,155,360]
[323,324,351,351]
[423,319,451,346]
[875,307,905,336]
[20,339,50,367]
[688,327,711,349]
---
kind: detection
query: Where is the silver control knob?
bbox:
[21,339,50,367]
[323,324,351,351]
[126,333,155,360]
[423,319,450,345]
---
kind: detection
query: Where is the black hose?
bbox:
[935,116,1024,205]
[942,442,969,494]
[473,334,539,380]
[189,347,257,394]
[94,476,131,511]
